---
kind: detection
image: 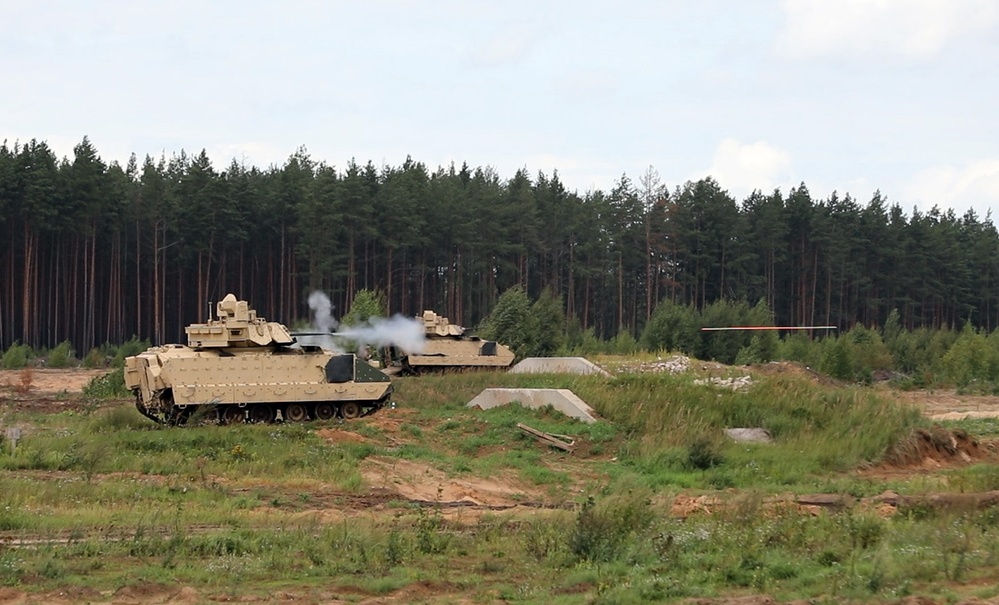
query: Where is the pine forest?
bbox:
[2,136,998,353]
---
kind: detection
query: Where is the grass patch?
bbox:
[3,356,993,602]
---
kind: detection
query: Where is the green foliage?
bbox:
[686,436,724,470]
[699,299,776,364]
[341,289,387,326]
[82,368,131,399]
[735,332,778,365]
[640,298,700,354]
[847,325,893,379]
[569,490,653,562]
[563,317,604,356]
[480,286,532,357]
[941,323,995,388]
[112,338,151,368]
[882,309,903,353]
[45,340,75,368]
[479,286,570,357]
[775,332,821,368]
[529,287,565,356]
[1,341,33,369]
[87,404,154,432]
[609,329,639,355]
[819,335,855,381]
[82,347,107,368]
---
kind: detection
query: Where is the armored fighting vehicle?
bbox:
[124,294,392,425]
[387,310,515,374]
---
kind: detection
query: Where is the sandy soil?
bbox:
[0,368,107,394]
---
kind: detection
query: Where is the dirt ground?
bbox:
[0,368,107,394]
[3,368,999,604]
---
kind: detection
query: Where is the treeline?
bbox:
[477,289,999,390]
[2,136,998,352]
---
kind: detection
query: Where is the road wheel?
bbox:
[248,404,274,424]
[314,402,335,421]
[221,406,244,425]
[341,402,362,419]
[285,403,309,423]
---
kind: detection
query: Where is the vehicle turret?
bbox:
[185,293,295,348]
[421,310,464,337]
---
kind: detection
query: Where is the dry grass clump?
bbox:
[16,367,33,394]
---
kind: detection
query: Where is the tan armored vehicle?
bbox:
[124,294,392,425]
[388,310,515,374]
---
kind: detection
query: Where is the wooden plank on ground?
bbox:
[517,422,576,452]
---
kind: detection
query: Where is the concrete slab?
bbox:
[509,357,611,377]
[467,388,599,423]
[724,428,773,443]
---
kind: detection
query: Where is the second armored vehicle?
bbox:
[124,294,392,425]
[387,310,515,375]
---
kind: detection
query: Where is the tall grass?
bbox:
[567,370,923,486]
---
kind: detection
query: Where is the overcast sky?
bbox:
[3,1,997,219]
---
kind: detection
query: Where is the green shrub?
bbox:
[819,336,854,381]
[480,286,533,358]
[83,348,106,368]
[776,332,821,367]
[641,299,700,354]
[87,404,153,432]
[341,289,387,325]
[847,325,892,377]
[112,338,150,368]
[610,329,639,355]
[46,340,75,368]
[569,490,653,562]
[687,436,725,470]
[1,342,33,369]
[529,287,565,356]
[83,367,131,399]
[564,321,604,356]
[941,324,993,388]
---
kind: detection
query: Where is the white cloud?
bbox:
[904,158,999,219]
[696,138,792,199]
[777,0,999,59]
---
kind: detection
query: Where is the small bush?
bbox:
[16,368,34,394]
[46,340,75,368]
[687,436,724,470]
[112,338,151,368]
[569,491,653,562]
[83,368,131,399]
[1,342,33,369]
[83,347,111,368]
[88,405,152,432]
[523,517,567,561]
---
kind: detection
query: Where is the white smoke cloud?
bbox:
[308,291,337,333]
[336,315,427,356]
[298,291,341,352]
[298,290,427,357]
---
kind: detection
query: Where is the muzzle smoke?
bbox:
[336,315,427,355]
[300,291,341,352]
[301,291,426,356]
